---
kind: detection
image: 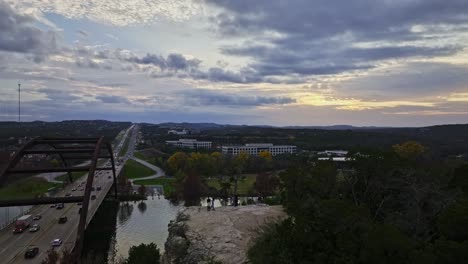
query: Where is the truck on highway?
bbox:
[13,214,33,233]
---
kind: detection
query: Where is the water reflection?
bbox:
[82,197,180,263]
[137,202,147,214]
[117,202,134,225]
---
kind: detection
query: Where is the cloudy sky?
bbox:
[1,0,468,126]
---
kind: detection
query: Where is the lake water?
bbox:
[82,197,180,263]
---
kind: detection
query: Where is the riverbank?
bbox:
[163,205,286,264]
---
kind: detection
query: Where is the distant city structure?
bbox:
[166,139,212,149]
[317,150,348,157]
[222,143,297,156]
[167,129,189,135]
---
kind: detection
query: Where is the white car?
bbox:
[51,239,62,247]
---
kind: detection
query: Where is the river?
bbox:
[81,196,180,263]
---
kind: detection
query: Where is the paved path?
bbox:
[129,157,166,184]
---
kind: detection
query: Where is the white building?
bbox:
[222,143,297,156]
[166,139,212,149]
[168,129,189,135]
[317,150,348,157]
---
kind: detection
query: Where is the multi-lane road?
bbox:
[0,124,138,263]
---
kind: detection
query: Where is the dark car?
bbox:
[91,195,96,200]
[33,215,41,220]
[24,247,39,259]
[78,207,82,214]
[56,203,64,209]
[97,186,102,191]
[58,216,67,224]
[91,187,95,191]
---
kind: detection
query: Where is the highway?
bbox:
[0,124,138,263]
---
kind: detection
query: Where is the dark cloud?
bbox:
[206,0,468,78]
[341,62,468,100]
[0,2,57,59]
[75,58,100,69]
[126,53,201,71]
[37,88,81,102]
[95,95,130,104]
[183,89,296,107]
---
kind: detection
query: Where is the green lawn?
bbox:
[133,177,175,194]
[55,171,86,182]
[134,151,159,166]
[134,151,146,160]
[123,159,155,179]
[207,174,257,196]
[119,136,130,156]
[0,177,60,200]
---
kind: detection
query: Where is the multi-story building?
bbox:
[222,143,297,156]
[166,139,212,149]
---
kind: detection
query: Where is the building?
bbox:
[167,129,189,135]
[222,143,297,156]
[317,150,348,157]
[166,139,212,149]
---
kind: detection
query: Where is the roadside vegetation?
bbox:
[119,135,131,156]
[0,177,59,200]
[122,159,155,179]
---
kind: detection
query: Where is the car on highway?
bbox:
[91,187,95,191]
[72,188,77,191]
[108,176,111,179]
[33,215,41,220]
[65,193,72,197]
[24,246,39,259]
[50,204,56,208]
[77,202,82,206]
[97,186,102,191]
[51,239,62,247]
[91,195,96,200]
[58,216,67,224]
[29,224,40,232]
[56,203,64,209]
[80,188,84,191]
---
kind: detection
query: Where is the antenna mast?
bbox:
[18,82,21,123]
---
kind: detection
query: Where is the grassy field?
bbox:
[134,151,147,160]
[55,171,86,182]
[0,177,60,200]
[133,177,175,194]
[207,174,257,196]
[123,159,155,179]
[134,151,159,166]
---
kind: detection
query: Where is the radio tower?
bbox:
[18,82,21,123]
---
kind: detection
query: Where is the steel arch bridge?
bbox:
[0,136,118,260]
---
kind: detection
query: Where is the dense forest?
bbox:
[248,144,468,264]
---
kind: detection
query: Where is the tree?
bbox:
[138,184,147,196]
[41,250,59,264]
[258,151,273,171]
[167,152,188,173]
[183,172,203,206]
[126,243,161,264]
[231,152,249,206]
[393,141,426,160]
[255,172,278,198]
